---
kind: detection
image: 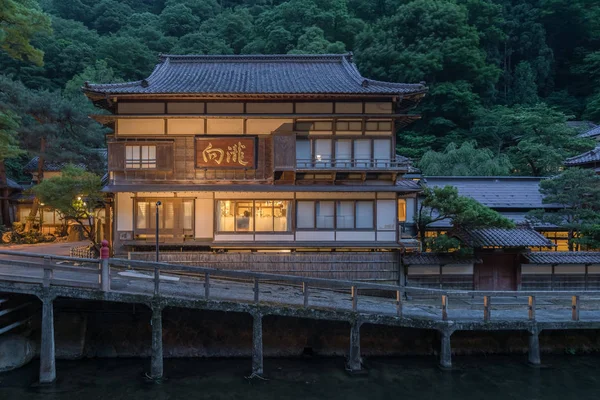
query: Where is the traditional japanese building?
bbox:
[83,53,427,260]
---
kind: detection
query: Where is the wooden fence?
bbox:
[128,251,400,283]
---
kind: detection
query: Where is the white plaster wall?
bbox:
[254,234,294,242]
[167,119,205,135]
[554,264,586,274]
[443,265,474,275]
[206,119,244,134]
[377,231,396,241]
[296,231,335,241]
[117,119,165,135]
[116,192,133,231]
[407,265,440,275]
[521,265,553,275]
[214,234,254,241]
[195,198,214,239]
[336,231,375,241]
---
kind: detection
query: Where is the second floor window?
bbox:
[126,145,156,169]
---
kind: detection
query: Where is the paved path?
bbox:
[0,241,90,256]
[0,257,599,325]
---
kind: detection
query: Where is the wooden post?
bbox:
[439,330,452,369]
[572,296,580,321]
[528,296,536,321]
[39,296,55,383]
[441,295,448,321]
[346,320,362,372]
[351,286,358,312]
[483,296,491,322]
[150,305,163,380]
[396,290,403,318]
[254,277,259,304]
[204,273,210,299]
[252,313,263,376]
[303,282,309,308]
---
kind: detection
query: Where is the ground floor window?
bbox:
[297,200,374,230]
[217,200,291,233]
[134,198,194,236]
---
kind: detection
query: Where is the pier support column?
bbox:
[39,296,56,384]
[346,320,362,372]
[150,305,163,381]
[439,330,452,369]
[252,313,264,377]
[528,327,541,366]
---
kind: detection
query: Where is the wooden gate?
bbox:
[475,252,519,291]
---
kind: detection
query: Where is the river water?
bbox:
[1,355,599,400]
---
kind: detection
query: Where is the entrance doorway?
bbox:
[475,253,518,291]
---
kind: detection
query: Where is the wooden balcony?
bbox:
[293,157,411,172]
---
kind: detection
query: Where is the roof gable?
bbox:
[83,53,427,96]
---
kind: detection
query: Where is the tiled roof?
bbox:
[423,177,559,209]
[83,53,427,96]
[564,145,600,166]
[578,125,600,139]
[395,178,421,190]
[402,253,480,265]
[426,211,556,229]
[453,226,554,248]
[524,252,600,264]
[24,149,108,172]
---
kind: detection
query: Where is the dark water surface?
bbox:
[1,355,599,400]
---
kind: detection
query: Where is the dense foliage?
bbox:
[0,0,599,177]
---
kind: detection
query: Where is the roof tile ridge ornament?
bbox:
[155,53,348,63]
[340,53,428,90]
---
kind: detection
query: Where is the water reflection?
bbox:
[1,355,599,400]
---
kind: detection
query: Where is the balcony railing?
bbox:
[295,157,411,171]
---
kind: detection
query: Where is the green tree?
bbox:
[0,110,25,226]
[528,168,600,251]
[418,141,512,176]
[0,0,52,66]
[471,103,594,175]
[416,185,514,249]
[32,165,105,251]
[64,59,123,98]
[159,4,199,37]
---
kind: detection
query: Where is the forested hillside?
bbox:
[1,0,599,179]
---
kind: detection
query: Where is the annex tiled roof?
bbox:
[564,145,600,166]
[402,253,480,265]
[426,211,556,229]
[83,53,427,96]
[423,177,559,209]
[578,125,600,139]
[24,149,108,172]
[524,252,600,264]
[453,227,554,248]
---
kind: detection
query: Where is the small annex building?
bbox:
[521,252,600,291]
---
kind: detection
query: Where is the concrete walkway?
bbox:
[0,241,90,257]
[0,258,599,325]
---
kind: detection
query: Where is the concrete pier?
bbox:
[252,313,263,376]
[439,330,452,369]
[150,305,163,380]
[346,320,362,372]
[528,328,541,366]
[39,296,56,383]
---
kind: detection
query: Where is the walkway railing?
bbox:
[0,249,599,322]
